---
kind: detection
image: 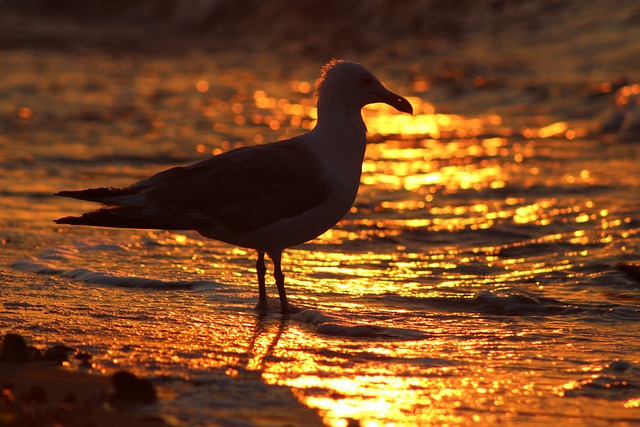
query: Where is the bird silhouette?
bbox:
[55,60,413,313]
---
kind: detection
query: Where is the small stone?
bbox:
[74,350,92,361]
[44,345,74,363]
[110,371,156,405]
[0,334,30,363]
[617,263,640,284]
[609,360,632,373]
[79,359,93,369]
[28,346,44,361]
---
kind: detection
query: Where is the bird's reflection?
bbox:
[229,313,287,379]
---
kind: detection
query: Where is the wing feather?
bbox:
[129,138,328,232]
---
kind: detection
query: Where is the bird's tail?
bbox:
[55,187,137,204]
[55,186,209,231]
[55,207,206,231]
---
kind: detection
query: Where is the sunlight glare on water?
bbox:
[215,96,636,425]
[1,48,639,427]
[196,85,640,425]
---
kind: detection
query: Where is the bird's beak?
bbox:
[377,88,413,115]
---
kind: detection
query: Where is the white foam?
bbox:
[12,259,196,289]
[292,309,427,340]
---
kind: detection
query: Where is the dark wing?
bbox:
[56,187,137,203]
[57,138,329,233]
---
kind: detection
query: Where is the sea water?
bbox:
[1,49,640,426]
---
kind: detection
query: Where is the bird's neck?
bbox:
[310,100,368,180]
[315,100,367,143]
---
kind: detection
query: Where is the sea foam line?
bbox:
[11,259,200,289]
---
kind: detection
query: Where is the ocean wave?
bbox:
[36,246,81,261]
[469,290,571,316]
[378,289,640,320]
[557,360,640,404]
[11,259,202,290]
[292,309,428,340]
[11,256,433,339]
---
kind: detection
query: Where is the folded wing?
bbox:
[56,138,329,233]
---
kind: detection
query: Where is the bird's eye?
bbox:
[363,76,373,85]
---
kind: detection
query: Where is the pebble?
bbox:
[110,370,157,405]
[617,263,640,284]
[44,344,75,363]
[0,333,30,363]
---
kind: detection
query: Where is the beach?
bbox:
[1,1,640,426]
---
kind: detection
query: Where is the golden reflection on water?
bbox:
[253,327,464,427]
[216,91,638,424]
[3,51,639,427]
[363,99,502,138]
[246,87,507,140]
[242,317,551,427]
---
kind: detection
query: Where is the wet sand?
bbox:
[0,361,167,427]
[0,333,326,426]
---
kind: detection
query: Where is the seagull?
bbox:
[55,59,413,313]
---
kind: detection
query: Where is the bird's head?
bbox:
[315,60,413,114]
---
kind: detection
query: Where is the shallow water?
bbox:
[2,48,640,426]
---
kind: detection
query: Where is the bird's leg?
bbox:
[256,251,268,311]
[268,251,291,314]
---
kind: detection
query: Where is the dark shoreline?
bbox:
[0,333,168,427]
